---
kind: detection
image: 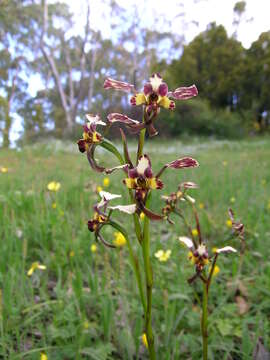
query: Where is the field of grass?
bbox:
[1,137,270,359]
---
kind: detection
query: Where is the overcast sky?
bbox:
[62,0,270,48]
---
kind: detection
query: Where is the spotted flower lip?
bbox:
[123,154,164,195]
[77,114,105,153]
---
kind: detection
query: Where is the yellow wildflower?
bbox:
[140,212,145,220]
[97,186,103,193]
[91,244,97,253]
[142,333,148,349]
[199,203,205,209]
[47,181,61,192]
[69,250,75,258]
[261,179,266,185]
[0,167,8,173]
[230,197,235,203]
[212,247,218,254]
[154,249,171,262]
[192,229,198,237]
[52,202,57,209]
[113,232,127,247]
[83,320,89,329]
[209,264,220,276]
[40,353,48,360]
[226,219,232,228]
[103,177,110,187]
[222,161,228,166]
[27,262,46,276]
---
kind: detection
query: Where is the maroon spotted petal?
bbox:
[104,78,135,93]
[170,85,198,100]
[158,82,168,97]
[168,157,199,169]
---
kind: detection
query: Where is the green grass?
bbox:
[1,137,270,359]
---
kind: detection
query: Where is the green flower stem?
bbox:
[201,283,208,360]
[142,196,156,359]
[107,220,146,313]
[137,113,146,163]
[137,128,146,163]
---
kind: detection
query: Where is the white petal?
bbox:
[137,155,150,175]
[99,191,121,201]
[150,74,162,92]
[108,204,137,214]
[216,246,237,253]
[86,114,106,126]
[179,236,193,249]
[185,195,196,204]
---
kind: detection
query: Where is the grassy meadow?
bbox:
[1,137,270,359]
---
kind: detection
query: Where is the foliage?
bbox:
[159,99,246,139]
[0,138,270,358]
[166,23,244,110]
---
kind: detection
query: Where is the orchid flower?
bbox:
[104,73,198,136]
[123,155,199,203]
[179,236,237,283]
[88,191,136,233]
[77,114,106,153]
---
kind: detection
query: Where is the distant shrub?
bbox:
[158,99,246,139]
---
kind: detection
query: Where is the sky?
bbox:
[62,0,270,48]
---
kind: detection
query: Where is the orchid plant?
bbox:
[162,184,244,360]
[77,73,243,359]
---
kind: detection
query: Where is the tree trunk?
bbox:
[3,107,11,148]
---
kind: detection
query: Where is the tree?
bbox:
[167,23,245,110]
[240,31,270,129]
[0,1,30,147]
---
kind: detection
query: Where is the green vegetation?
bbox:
[1,138,269,359]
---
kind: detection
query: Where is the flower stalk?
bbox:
[142,194,156,359]
[202,282,208,360]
